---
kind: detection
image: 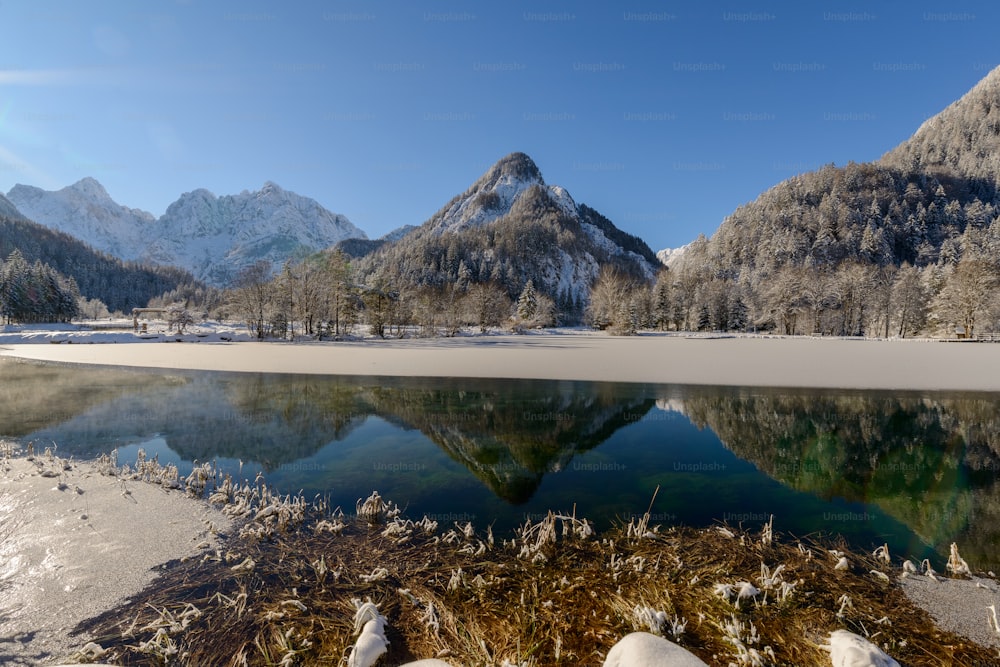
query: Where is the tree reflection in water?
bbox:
[3,357,999,569]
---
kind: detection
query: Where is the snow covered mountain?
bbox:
[355,152,660,309]
[424,152,578,233]
[6,179,366,286]
[7,178,155,260]
[146,181,365,286]
[379,225,419,242]
[0,192,27,221]
[881,64,1000,187]
[656,244,689,268]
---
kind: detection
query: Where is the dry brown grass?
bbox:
[75,489,998,667]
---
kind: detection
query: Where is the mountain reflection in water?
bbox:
[2,357,998,570]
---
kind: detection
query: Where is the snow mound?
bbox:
[824,630,900,667]
[603,632,708,666]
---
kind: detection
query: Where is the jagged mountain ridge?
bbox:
[354,152,660,310]
[0,192,27,221]
[7,178,155,260]
[7,179,366,287]
[145,181,366,286]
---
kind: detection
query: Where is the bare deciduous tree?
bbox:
[233,260,273,339]
[932,257,998,337]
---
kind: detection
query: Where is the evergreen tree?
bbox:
[652,272,672,330]
[696,303,711,331]
[516,279,537,322]
[728,294,749,332]
[0,250,29,324]
[0,250,78,323]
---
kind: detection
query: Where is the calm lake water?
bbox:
[2,356,999,570]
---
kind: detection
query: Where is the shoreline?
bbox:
[3,333,1000,661]
[4,332,1000,391]
[0,452,231,666]
[0,449,997,664]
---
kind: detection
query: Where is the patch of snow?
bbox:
[547,184,578,217]
[657,244,690,268]
[0,320,251,345]
[379,225,419,242]
[603,631,708,666]
[0,192,26,220]
[824,630,900,667]
[432,172,540,233]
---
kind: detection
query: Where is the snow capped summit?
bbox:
[66,176,113,201]
[359,152,660,308]
[149,182,367,285]
[6,178,366,286]
[7,179,155,260]
[656,244,689,268]
[423,152,582,234]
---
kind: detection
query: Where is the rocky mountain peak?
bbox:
[487,152,543,184]
[6,178,365,286]
[424,152,563,234]
[66,177,111,201]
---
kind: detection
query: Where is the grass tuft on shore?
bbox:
[72,478,998,667]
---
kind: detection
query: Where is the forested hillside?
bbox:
[224,155,661,338]
[0,214,201,315]
[351,153,659,323]
[663,66,1000,338]
[0,249,79,324]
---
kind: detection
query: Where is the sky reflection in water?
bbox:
[2,357,998,570]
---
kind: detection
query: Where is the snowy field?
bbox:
[0,319,252,345]
[3,321,1000,391]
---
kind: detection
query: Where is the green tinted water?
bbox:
[3,357,998,570]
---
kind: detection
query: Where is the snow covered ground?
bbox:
[3,325,1000,391]
[0,319,252,345]
[0,454,231,665]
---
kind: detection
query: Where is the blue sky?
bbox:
[0,1,997,252]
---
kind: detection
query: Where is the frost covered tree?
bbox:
[0,250,79,324]
[651,271,673,330]
[890,264,928,337]
[464,282,512,333]
[932,257,998,337]
[362,282,395,338]
[727,292,749,332]
[323,249,356,337]
[587,267,644,335]
[517,280,538,322]
[166,304,196,333]
[77,296,112,320]
[233,260,274,339]
[516,279,537,322]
